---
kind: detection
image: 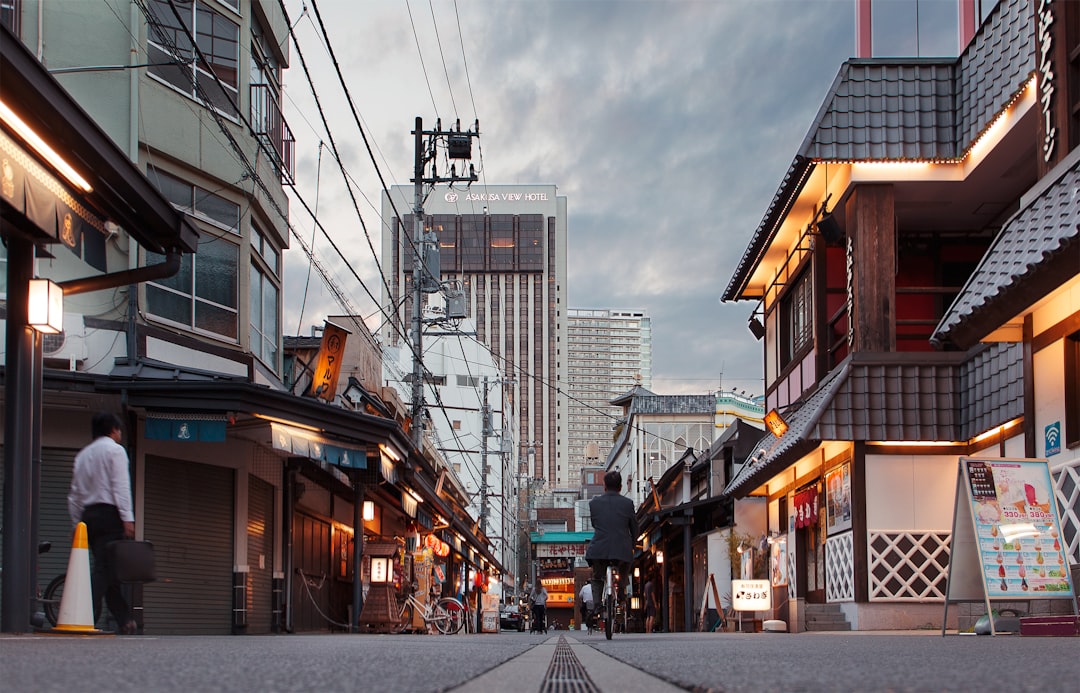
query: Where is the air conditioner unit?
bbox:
[42,314,89,365]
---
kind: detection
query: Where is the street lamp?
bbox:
[27,279,63,334]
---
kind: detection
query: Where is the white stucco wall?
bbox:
[864,454,958,530]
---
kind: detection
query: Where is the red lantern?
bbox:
[434,539,450,557]
[425,534,439,550]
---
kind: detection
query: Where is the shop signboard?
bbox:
[943,458,1077,635]
[536,543,587,558]
[731,579,771,611]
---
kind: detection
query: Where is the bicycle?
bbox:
[40,571,66,628]
[601,564,621,640]
[391,592,465,634]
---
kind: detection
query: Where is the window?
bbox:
[1,0,20,35]
[146,0,239,118]
[249,261,278,369]
[148,168,239,233]
[781,269,813,367]
[146,239,238,339]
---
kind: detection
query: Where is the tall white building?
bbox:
[385,317,520,581]
[564,309,652,486]
[381,185,567,489]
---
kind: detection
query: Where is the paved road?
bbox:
[2,629,1077,692]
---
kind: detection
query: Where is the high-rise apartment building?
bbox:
[564,309,651,485]
[381,185,567,487]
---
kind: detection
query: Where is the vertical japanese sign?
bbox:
[961,459,1073,598]
[309,321,350,402]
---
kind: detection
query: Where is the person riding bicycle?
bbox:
[585,470,638,623]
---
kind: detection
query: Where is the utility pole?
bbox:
[480,376,492,535]
[408,116,478,450]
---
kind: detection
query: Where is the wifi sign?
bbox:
[1045,422,1061,456]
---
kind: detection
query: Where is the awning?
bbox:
[723,351,974,498]
[1,24,197,254]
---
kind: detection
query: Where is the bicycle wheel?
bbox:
[438,597,465,634]
[391,602,412,633]
[43,573,66,627]
[604,567,614,640]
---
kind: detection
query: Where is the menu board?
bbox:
[962,459,1073,598]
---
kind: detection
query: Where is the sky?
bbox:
[279,0,859,397]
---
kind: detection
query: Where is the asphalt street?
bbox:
[1,629,1077,692]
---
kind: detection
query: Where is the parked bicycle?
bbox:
[391,592,465,634]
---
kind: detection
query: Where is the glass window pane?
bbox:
[872,0,918,57]
[146,250,193,293]
[146,284,191,325]
[195,241,237,307]
[249,266,262,331]
[195,188,239,231]
[147,167,194,212]
[195,299,237,338]
[263,280,278,341]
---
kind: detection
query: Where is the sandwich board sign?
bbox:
[942,458,1077,635]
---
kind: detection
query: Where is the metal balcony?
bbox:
[250,83,294,183]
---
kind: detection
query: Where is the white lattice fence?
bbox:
[826,532,854,602]
[868,531,950,601]
[1051,458,1079,565]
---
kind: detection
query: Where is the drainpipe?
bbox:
[58,249,181,297]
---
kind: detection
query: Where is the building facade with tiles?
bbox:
[722,0,1078,632]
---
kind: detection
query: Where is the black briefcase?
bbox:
[106,540,156,583]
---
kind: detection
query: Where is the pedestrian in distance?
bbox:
[579,581,594,631]
[529,579,548,633]
[643,576,657,633]
[585,470,638,618]
[67,412,137,634]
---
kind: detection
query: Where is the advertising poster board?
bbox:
[825,463,851,534]
[770,539,788,587]
[943,458,1077,635]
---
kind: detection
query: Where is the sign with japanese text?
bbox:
[535,543,587,558]
[962,458,1073,598]
[308,321,350,402]
[793,487,818,529]
[732,579,771,611]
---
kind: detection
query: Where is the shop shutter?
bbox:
[246,474,274,634]
[37,449,80,593]
[143,455,234,634]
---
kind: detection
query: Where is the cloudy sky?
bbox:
[279,0,859,397]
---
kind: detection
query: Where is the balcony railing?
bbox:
[250,83,294,183]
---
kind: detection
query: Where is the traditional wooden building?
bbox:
[722,0,1076,631]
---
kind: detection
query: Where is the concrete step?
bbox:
[806,620,852,631]
[804,603,851,631]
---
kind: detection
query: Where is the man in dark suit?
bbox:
[585,471,638,619]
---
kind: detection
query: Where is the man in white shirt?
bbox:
[578,582,594,632]
[68,412,136,634]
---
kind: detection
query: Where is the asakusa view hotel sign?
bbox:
[444,190,550,203]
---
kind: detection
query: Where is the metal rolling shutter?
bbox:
[38,449,80,593]
[143,455,233,634]
[246,474,274,634]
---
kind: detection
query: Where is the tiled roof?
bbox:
[955,0,1034,147]
[806,61,957,162]
[933,152,1080,349]
[723,0,1034,303]
[722,346,1023,498]
[960,342,1024,440]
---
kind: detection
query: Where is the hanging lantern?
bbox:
[434,539,450,558]
[426,534,440,550]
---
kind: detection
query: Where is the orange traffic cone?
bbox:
[47,522,106,635]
